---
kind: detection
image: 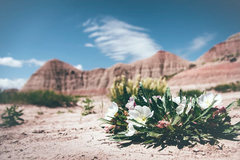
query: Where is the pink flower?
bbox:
[156,120,170,129]
[104,125,114,133]
[125,97,136,110]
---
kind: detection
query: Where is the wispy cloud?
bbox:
[84,43,95,47]
[83,17,161,62]
[23,58,46,66]
[0,57,46,68]
[176,33,215,59]
[74,64,83,70]
[0,78,27,90]
[0,57,22,67]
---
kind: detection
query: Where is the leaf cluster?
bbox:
[1,105,24,127]
[100,83,240,149]
[81,98,95,116]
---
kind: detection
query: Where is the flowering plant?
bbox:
[100,83,240,149]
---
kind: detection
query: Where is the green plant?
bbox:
[1,105,24,127]
[99,100,104,118]
[100,83,240,149]
[81,98,95,116]
[212,82,240,93]
[179,89,202,98]
[57,111,65,114]
[37,111,44,115]
[68,109,74,113]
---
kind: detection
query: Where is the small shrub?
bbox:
[81,98,95,116]
[110,75,167,107]
[99,100,104,118]
[68,109,74,113]
[1,105,24,127]
[212,82,240,93]
[57,111,65,114]
[179,89,202,98]
[37,111,44,115]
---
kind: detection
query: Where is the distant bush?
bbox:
[0,90,78,107]
[81,98,95,116]
[212,82,240,93]
[178,89,202,98]
[1,105,24,127]
[110,75,167,107]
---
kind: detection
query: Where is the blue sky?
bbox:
[0,0,240,89]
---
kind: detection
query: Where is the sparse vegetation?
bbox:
[1,105,24,127]
[0,90,78,107]
[178,89,202,98]
[237,99,240,106]
[37,111,44,115]
[110,75,167,107]
[209,82,240,93]
[99,100,104,118]
[57,111,65,114]
[164,70,183,81]
[81,98,95,116]
[68,109,74,113]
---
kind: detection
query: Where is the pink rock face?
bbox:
[196,39,240,64]
[21,51,190,96]
[168,61,240,88]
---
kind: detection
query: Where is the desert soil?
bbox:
[0,92,240,160]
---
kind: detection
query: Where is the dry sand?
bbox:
[0,92,240,160]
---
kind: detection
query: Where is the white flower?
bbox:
[173,96,192,115]
[173,96,187,104]
[198,93,222,109]
[128,105,154,126]
[176,102,192,115]
[125,123,136,136]
[104,102,118,120]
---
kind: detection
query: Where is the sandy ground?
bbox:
[0,92,240,160]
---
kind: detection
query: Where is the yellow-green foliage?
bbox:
[110,75,167,106]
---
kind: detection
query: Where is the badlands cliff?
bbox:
[21,51,190,95]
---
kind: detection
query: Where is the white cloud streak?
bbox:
[177,33,215,59]
[23,59,46,66]
[0,57,46,68]
[0,57,22,67]
[84,43,95,47]
[74,64,83,70]
[83,17,161,62]
[0,78,27,90]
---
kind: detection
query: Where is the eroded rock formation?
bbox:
[21,51,190,95]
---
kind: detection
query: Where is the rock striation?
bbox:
[196,39,240,64]
[21,51,191,95]
[169,32,240,91]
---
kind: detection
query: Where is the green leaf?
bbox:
[171,115,181,125]
[98,118,113,124]
[192,100,217,122]
[226,101,236,110]
[143,139,155,144]
[182,114,192,127]
[147,132,162,138]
